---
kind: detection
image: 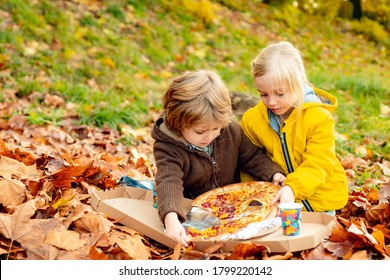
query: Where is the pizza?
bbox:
[185,181,281,239]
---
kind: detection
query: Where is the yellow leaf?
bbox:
[100,56,116,69]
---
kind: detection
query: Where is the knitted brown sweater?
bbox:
[151,115,284,223]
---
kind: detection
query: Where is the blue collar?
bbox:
[188,143,213,156]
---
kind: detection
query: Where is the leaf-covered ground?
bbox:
[0,93,389,260]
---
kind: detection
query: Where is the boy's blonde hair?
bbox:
[163,70,232,132]
[252,41,309,110]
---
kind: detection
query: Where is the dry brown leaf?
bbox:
[50,165,90,189]
[0,199,60,259]
[108,230,150,260]
[0,199,39,239]
[0,178,26,208]
[181,250,208,260]
[322,241,354,259]
[44,94,65,108]
[86,246,110,260]
[73,212,114,234]
[378,183,390,203]
[365,203,389,225]
[301,243,338,260]
[267,252,294,260]
[55,232,105,260]
[371,229,386,254]
[0,155,42,181]
[45,229,88,250]
[25,242,61,260]
[171,243,182,260]
[349,249,370,260]
[8,114,27,131]
[61,203,92,229]
[226,243,268,260]
[329,219,349,242]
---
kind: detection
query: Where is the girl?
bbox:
[152,69,285,246]
[241,41,348,214]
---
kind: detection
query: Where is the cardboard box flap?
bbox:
[90,187,153,210]
[90,186,184,249]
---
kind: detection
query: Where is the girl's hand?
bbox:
[164,212,190,247]
[272,172,286,186]
[271,185,294,205]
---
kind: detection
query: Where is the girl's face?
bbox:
[181,121,221,148]
[254,74,294,116]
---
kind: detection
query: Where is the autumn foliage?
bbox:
[0,94,389,260]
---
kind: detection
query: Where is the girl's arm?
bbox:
[284,109,337,200]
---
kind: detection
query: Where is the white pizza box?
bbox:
[89,186,192,249]
[89,186,335,253]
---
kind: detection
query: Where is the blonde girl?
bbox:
[241,42,348,213]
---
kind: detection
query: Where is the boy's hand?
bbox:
[164,212,190,247]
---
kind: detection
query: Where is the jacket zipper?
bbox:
[280,132,314,212]
[280,133,294,173]
[194,149,218,189]
[211,157,218,188]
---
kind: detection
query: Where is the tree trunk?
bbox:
[349,0,362,20]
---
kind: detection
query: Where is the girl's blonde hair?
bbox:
[252,41,309,110]
[163,70,232,132]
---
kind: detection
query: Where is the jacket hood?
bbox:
[151,115,190,148]
[303,86,338,112]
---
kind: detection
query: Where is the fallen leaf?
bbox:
[0,178,26,208]
[0,199,60,258]
[301,243,338,260]
[73,212,114,234]
[108,230,150,260]
[226,243,268,260]
[45,229,88,250]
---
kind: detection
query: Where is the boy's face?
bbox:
[255,74,294,116]
[181,121,221,148]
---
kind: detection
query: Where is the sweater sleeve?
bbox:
[235,123,285,181]
[153,141,188,223]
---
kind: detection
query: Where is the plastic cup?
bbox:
[278,202,303,236]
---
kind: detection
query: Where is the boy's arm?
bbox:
[237,126,285,181]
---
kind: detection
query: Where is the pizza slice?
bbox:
[191,181,280,219]
[186,181,281,239]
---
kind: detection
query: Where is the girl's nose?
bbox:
[268,96,277,105]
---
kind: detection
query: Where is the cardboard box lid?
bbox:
[90,186,335,253]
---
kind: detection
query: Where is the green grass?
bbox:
[0,0,389,159]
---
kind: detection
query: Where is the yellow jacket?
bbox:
[241,88,348,211]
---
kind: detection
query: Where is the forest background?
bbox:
[0,0,389,260]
